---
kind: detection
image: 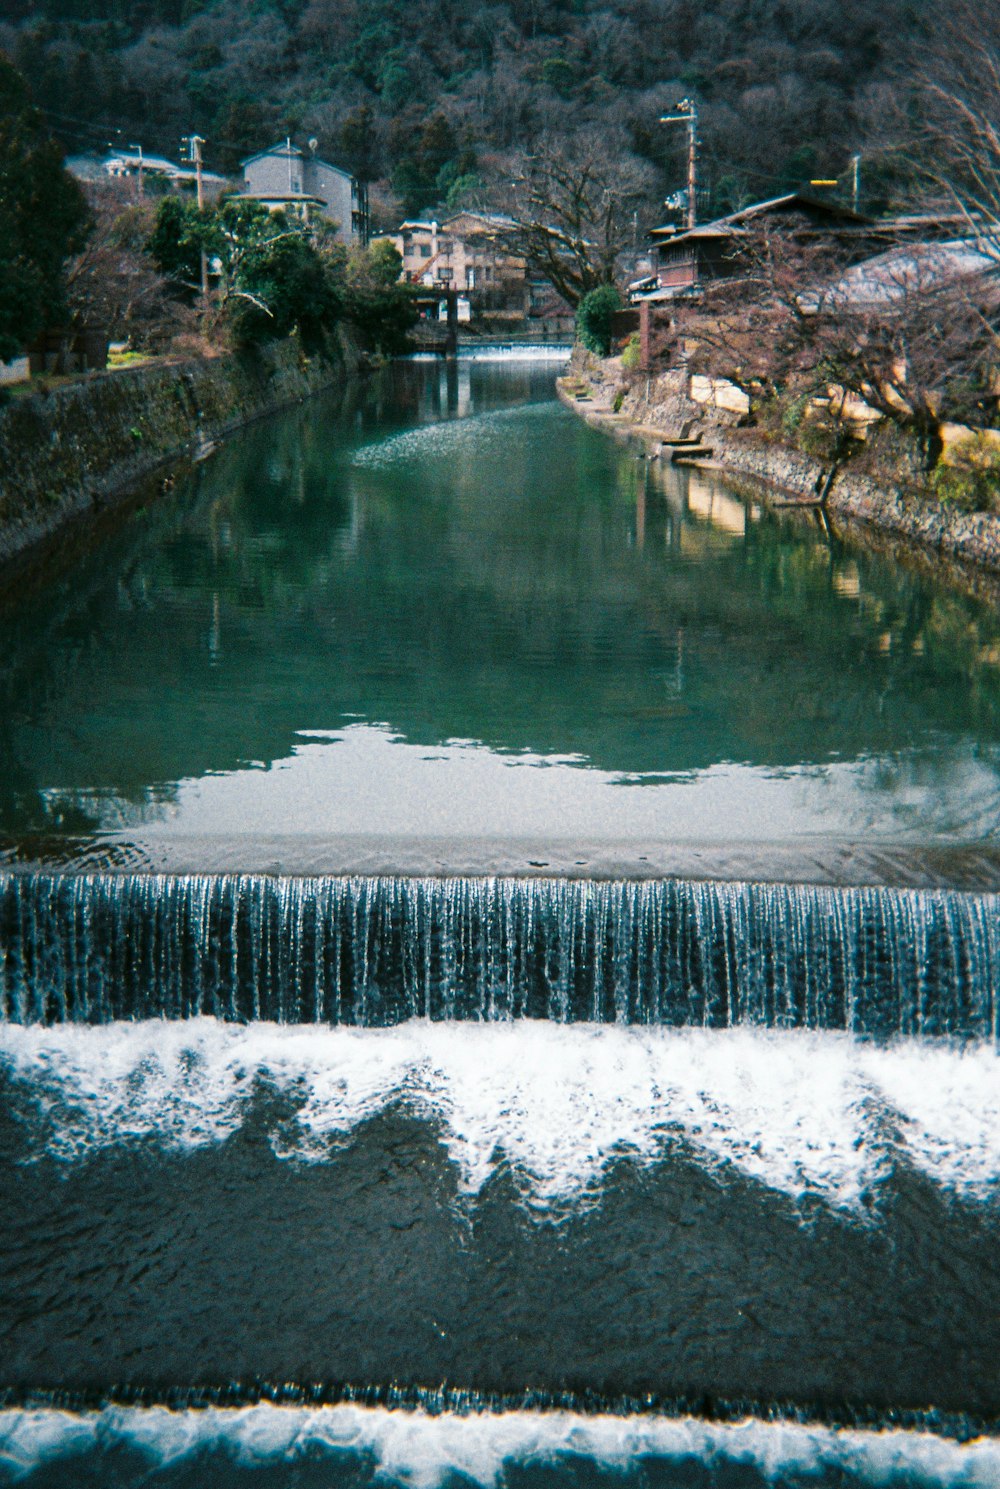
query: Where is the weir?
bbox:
[1,872,997,1037]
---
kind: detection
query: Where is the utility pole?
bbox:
[182,134,206,210]
[851,154,861,215]
[660,98,698,230]
[128,142,144,202]
[182,134,210,300]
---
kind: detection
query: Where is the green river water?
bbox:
[3,358,1000,880]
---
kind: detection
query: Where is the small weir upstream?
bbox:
[2,872,998,1039]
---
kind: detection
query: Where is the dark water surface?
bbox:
[2,363,1000,1487]
[3,360,1000,874]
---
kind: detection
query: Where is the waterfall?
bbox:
[454,343,572,360]
[1,874,997,1036]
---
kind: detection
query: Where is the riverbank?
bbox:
[0,336,356,567]
[558,351,1000,575]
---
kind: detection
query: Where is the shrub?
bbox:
[576,285,621,357]
[780,392,811,438]
[931,434,1000,512]
[343,282,418,356]
[621,332,641,371]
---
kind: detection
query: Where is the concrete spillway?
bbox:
[1,872,997,1038]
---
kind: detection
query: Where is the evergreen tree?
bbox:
[0,54,89,361]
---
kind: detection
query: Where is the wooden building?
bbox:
[642,192,874,300]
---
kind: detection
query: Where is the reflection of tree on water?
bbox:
[2,362,1000,837]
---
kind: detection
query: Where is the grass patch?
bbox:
[108,349,157,370]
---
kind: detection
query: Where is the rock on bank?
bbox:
[0,340,354,566]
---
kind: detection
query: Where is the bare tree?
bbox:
[670,222,1000,467]
[676,223,846,396]
[65,183,194,350]
[910,1,1000,256]
[492,131,656,306]
[814,261,1000,463]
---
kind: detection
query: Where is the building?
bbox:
[640,192,874,301]
[817,239,999,310]
[395,214,527,305]
[238,141,368,242]
[66,151,229,198]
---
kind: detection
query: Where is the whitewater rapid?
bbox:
[0,1403,997,1488]
[2,1019,998,1212]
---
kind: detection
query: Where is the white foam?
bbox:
[1,1021,998,1210]
[0,1404,996,1487]
[351,401,559,470]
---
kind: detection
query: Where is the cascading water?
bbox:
[455,343,572,360]
[3,363,1000,1488]
[2,872,997,1038]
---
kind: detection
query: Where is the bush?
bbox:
[931,434,1000,512]
[576,285,621,357]
[780,392,811,438]
[621,332,641,370]
[343,282,419,357]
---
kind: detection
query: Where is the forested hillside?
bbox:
[2,0,926,223]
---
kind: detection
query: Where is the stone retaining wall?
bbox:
[0,338,355,566]
[564,348,1000,576]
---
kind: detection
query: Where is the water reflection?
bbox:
[3,360,1000,856]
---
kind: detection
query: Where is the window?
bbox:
[420,244,431,257]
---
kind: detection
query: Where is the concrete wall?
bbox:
[245,152,305,196]
[0,340,353,567]
[712,431,1000,573]
[307,160,356,239]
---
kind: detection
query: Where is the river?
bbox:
[0,360,997,1488]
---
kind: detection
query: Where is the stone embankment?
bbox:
[560,350,1000,576]
[0,338,354,566]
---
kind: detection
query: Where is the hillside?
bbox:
[2,0,925,225]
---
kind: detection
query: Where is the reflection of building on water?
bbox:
[441,358,472,417]
[832,561,861,598]
[636,460,682,553]
[685,471,748,537]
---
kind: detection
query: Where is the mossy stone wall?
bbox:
[0,341,351,565]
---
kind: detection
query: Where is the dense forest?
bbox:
[1,0,928,224]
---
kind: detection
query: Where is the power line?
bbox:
[33,100,185,163]
[34,104,122,135]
